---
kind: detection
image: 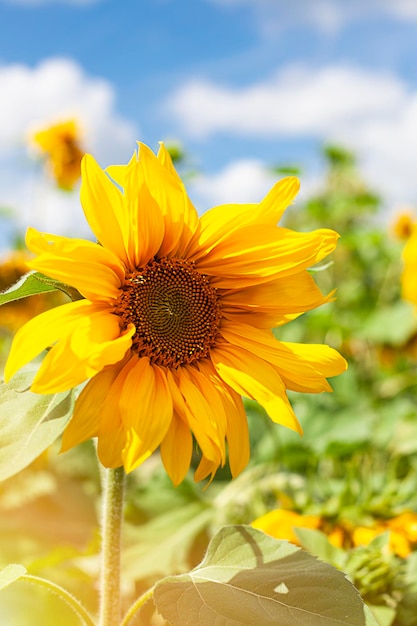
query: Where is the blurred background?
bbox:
[1,0,417,245]
[1,2,417,625]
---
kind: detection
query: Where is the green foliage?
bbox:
[154,525,368,626]
[0,369,75,481]
[294,529,417,626]
[0,271,83,305]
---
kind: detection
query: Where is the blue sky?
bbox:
[1,0,417,248]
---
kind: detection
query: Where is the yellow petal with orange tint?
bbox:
[60,365,122,452]
[140,142,198,256]
[160,413,193,486]
[97,423,126,469]
[194,456,219,484]
[122,154,165,268]
[221,321,347,393]
[172,368,224,465]
[255,176,300,224]
[195,225,339,289]
[120,358,173,473]
[186,176,299,259]
[81,154,130,266]
[220,270,332,315]
[223,388,250,478]
[26,227,125,301]
[211,343,302,434]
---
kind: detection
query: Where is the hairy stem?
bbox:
[98,466,126,626]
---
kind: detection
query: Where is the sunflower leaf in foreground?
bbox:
[153,525,368,626]
[0,369,75,481]
[4,141,347,484]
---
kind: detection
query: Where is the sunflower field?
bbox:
[1,140,417,626]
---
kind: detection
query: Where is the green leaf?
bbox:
[0,564,26,590]
[123,502,213,580]
[0,271,57,305]
[154,525,367,626]
[294,527,347,569]
[0,271,82,305]
[365,604,395,626]
[0,370,75,481]
[361,301,417,346]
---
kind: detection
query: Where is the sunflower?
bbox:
[402,226,417,308]
[32,119,84,191]
[4,142,346,485]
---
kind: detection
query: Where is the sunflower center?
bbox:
[115,257,222,368]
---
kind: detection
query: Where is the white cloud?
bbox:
[189,159,277,209]
[168,63,417,208]
[188,160,317,218]
[167,65,407,141]
[0,57,137,249]
[208,0,417,33]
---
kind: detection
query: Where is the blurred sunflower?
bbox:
[4,142,346,484]
[0,250,63,333]
[391,210,415,241]
[353,512,417,558]
[402,227,417,308]
[31,119,84,191]
[251,509,321,544]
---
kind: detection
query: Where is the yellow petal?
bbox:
[122,151,166,267]
[223,388,250,478]
[194,225,339,289]
[120,357,173,473]
[220,321,347,393]
[105,152,136,187]
[186,203,256,259]
[187,364,227,465]
[60,365,121,452]
[97,356,136,436]
[160,413,193,486]
[26,227,125,301]
[197,360,249,478]
[186,176,299,259]
[194,456,218,484]
[220,270,332,316]
[143,142,198,256]
[97,424,126,469]
[222,309,302,329]
[81,154,130,266]
[169,368,223,465]
[107,145,197,257]
[211,343,302,434]
[255,176,300,224]
[31,313,134,393]
[4,299,104,383]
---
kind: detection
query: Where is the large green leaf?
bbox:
[0,370,75,481]
[154,525,368,626]
[0,271,82,305]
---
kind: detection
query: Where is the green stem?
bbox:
[21,574,96,626]
[120,587,155,626]
[99,466,126,626]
